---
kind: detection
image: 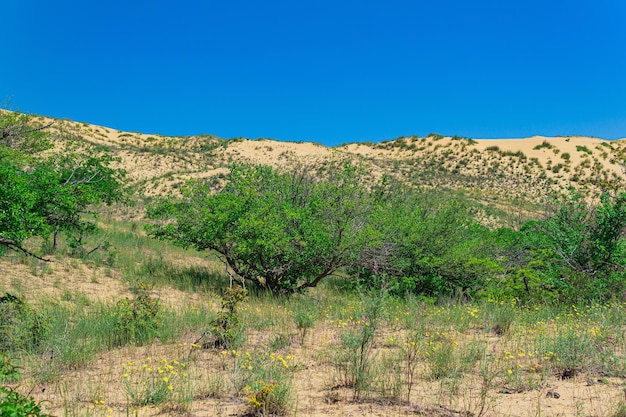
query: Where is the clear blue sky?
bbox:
[4,0,626,145]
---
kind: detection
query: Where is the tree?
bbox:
[148,163,379,293]
[353,185,496,297]
[494,191,626,303]
[0,110,125,258]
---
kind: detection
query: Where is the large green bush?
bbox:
[488,192,626,303]
[148,163,381,293]
[0,111,125,258]
[353,187,498,297]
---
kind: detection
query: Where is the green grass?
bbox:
[4,215,626,414]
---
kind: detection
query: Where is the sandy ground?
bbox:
[2,256,625,417]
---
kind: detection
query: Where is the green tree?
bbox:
[355,185,496,297]
[0,111,125,257]
[148,163,379,293]
[495,192,626,303]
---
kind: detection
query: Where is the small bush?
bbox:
[122,357,189,407]
[0,293,49,353]
[533,141,554,150]
[111,287,161,347]
[245,379,292,416]
[0,387,50,417]
[0,354,20,384]
[195,286,247,349]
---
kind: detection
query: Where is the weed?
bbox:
[332,288,385,400]
[403,338,420,404]
[292,298,318,345]
[0,353,20,384]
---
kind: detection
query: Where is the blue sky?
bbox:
[4,1,626,145]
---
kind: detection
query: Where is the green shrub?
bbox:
[495,192,626,303]
[533,141,553,150]
[111,287,161,346]
[0,293,49,353]
[0,387,50,417]
[195,286,247,349]
[0,354,20,384]
[148,163,379,293]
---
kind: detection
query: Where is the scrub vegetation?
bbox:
[2,111,626,416]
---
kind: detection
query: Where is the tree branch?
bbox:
[0,239,52,262]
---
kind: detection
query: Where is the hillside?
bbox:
[4,112,626,417]
[29,113,625,225]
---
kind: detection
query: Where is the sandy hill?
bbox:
[20,113,626,223]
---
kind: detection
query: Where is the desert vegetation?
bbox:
[2,111,626,416]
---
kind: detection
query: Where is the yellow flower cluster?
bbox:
[90,394,113,417]
[245,380,279,410]
[121,356,188,404]
[466,306,480,319]
[269,352,297,369]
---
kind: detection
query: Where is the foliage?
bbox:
[331,288,386,400]
[0,110,125,258]
[0,293,49,353]
[0,387,50,417]
[122,357,189,407]
[0,353,20,384]
[148,163,379,293]
[111,287,162,346]
[491,192,626,303]
[292,297,318,345]
[355,186,497,297]
[196,286,247,349]
[0,353,46,417]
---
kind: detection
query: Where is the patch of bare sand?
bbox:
[0,256,204,308]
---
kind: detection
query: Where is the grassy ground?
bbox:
[1,217,626,417]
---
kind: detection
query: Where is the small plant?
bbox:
[332,288,385,400]
[111,286,161,347]
[533,141,554,150]
[292,300,318,345]
[487,300,516,336]
[244,380,291,416]
[0,293,49,353]
[122,357,189,408]
[219,348,295,413]
[0,354,20,384]
[425,336,458,380]
[0,387,50,417]
[194,286,247,349]
[403,338,420,404]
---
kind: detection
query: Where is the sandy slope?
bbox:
[14,113,626,214]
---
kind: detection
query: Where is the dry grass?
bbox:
[3,114,626,416]
[3,253,626,417]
